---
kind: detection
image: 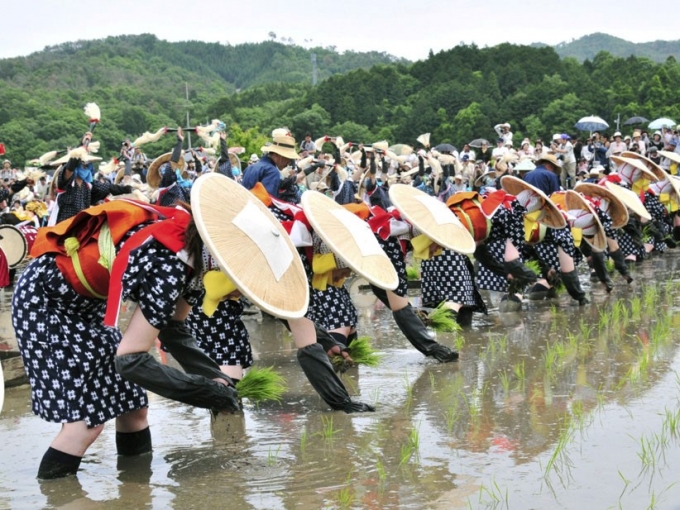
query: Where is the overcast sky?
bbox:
[2,0,676,61]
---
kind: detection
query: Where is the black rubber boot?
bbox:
[610,249,633,284]
[115,353,240,411]
[590,251,614,292]
[673,225,680,242]
[158,321,234,385]
[314,325,348,354]
[297,343,374,413]
[527,282,552,300]
[392,304,459,362]
[561,270,589,305]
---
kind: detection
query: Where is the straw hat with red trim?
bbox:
[147,152,185,189]
[621,151,667,181]
[564,190,607,252]
[191,173,309,319]
[604,181,652,220]
[573,182,629,229]
[300,190,398,290]
[610,155,659,185]
[500,175,566,229]
[388,184,476,254]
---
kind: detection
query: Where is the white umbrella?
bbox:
[648,118,676,130]
[574,116,609,132]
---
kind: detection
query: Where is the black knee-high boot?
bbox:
[392,304,458,362]
[590,251,614,292]
[609,249,633,284]
[561,271,589,305]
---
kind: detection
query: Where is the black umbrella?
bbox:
[435,143,457,153]
[469,138,490,148]
[623,116,649,126]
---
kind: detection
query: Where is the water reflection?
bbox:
[2,256,680,508]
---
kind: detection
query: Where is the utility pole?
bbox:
[312,53,317,86]
[185,82,192,149]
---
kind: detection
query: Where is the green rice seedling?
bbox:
[427,303,461,333]
[578,318,594,341]
[544,415,576,482]
[300,428,308,454]
[406,264,420,281]
[403,372,414,409]
[337,485,355,509]
[598,307,610,331]
[630,296,642,320]
[429,371,436,390]
[443,401,460,433]
[644,284,659,313]
[236,367,287,403]
[267,444,281,466]
[526,260,542,276]
[611,301,622,326]
[498,335,508,353]
[499,371,511,395]
[399,442,414,466]
[453,334,465,352]
[376,458,387,484]
[662,408,680,440]
[409,424,420,451]
[513,360,526,388]
[618,470,631,503]
[318,416,341,441]
[636,434,657,475]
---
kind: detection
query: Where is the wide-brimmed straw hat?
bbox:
[535,153,562,168]
[659,150,680,164]
[604,181,652,220]
[573,182,629,228]
[610,155,659,184]
[564,190,607,252]
[620,151,666,181]
[474,170,496,187]
[261,134,299,161]
[388,184,476,254]
[0,225,27,268]
[300,190,399,290]
[191,173,309,319]
[501,175,566,229]
[147,152,185,188]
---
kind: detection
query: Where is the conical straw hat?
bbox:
[474,170,496,187]
[500,175,567,229]
[610,155,659,183]
[573,182,629,229]
[659,150,680,164]
[191,173,309,319]
[388,184,476,254]
[147,152,185,189]
[564,190,606,252]
[604,181,652,220]
[621,151,667,181]
[300,190,399,290]
[0,225,27,268]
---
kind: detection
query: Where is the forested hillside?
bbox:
[552,33,680,63]
[0,35,406,164]
[2,35,680,166]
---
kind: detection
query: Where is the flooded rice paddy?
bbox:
[3,255,680,509]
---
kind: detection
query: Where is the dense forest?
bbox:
[1,34,680,166]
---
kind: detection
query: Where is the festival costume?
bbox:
[12,200,239,430]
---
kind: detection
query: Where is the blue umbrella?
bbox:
[574,115,609,132]
[648,118,676,130]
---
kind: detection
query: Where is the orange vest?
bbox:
[446,192,492,242]
[31,200,185,299]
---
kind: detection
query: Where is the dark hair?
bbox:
[178,200,204,276]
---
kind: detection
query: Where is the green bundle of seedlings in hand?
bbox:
[332,336,382,368]
[406,264,420,281]
[235,367,287,403]
[416,302,462,333]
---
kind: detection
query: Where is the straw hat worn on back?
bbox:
[604,181,652,220]
[191,173,309,319]
[147,152,185,189]
[573,182,629,228]
[564,190,607,252]
[261,134,299,161]
[620,151,667,181]
[535,153,562,168]
[501,175,566,229]
[0,225,27,268]
[388,184,476,254]
[610,156,659,184]
[300,190,399,290]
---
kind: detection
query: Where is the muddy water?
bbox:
[3,256,680,509]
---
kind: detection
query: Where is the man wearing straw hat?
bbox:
[242,132,299,197]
